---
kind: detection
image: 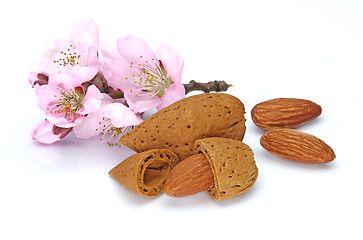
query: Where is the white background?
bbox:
[1,0,363,239]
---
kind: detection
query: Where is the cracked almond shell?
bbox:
[108,149,178,197]
[119,93,246,160]
[194,137,258,201]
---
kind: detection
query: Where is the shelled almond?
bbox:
[164,153,214,197]
[260,128,335,163]
[251,98,322,130]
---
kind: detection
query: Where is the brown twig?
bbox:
[82,72,110,93]
[85,73,232,99]
[183,80,231,95]
[107,90,125,99]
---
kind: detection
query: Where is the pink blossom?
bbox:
[73,94,143,146]
[36,69,103,128]
[38,18,100,82]
[31,120,72,144]
[101,35,185,113]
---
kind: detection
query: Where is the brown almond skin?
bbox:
[251,98,322,130]
[260,129,335,163]
[164,154,214,197]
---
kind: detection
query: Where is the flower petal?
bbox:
[116,35,158,69]
[73,111,103,139]
[73,93,114,139]
[38,39,72,76]
[157,82,185,110]
[36,85,62,111]
[101,56,140,91]
[157,44,184,83]
[102,103,143,128]
[31,120,61,144]
[46,111,84,128]
[100,41,120,60]
[71,65,100,83]
[48,69,83,92]
[100,93,115,104]
[78,85,103,115]
[124,90,162,113]
[69,18,99,66]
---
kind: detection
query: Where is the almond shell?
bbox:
[108,149,178,197]
[119,93,246,160]
[194,137,258,201]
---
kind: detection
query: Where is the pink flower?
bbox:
[36,69,103,128]
[73,94,143,145]
[101,35,185,113]
[37,18,100,82]
[31,120,72,144]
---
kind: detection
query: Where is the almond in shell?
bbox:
[164,137,258,201]
[119,93,246,161]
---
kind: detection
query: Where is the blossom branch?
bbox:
[183,80,232,95]
[82,72,110,93]
[84,73,232,99]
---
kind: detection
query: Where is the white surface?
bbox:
[1,0,363,239]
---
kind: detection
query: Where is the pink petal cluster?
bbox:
[73,94,143,145]
[30,18,103,144]
[101,35,185,113]
[37,18,100,83]
[30,19,185,145]
[31,69,103,144]
[36,69,103,128]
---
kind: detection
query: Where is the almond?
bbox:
[119,93,246,161]
[164,153,214,197]
[164,138,258,200]
[260,128,335,163]
[251,98,322,130]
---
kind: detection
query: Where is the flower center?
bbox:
[53,44,82,67]
[98,118,133,146]
[128,56,172,97]
[55,89,83,118]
